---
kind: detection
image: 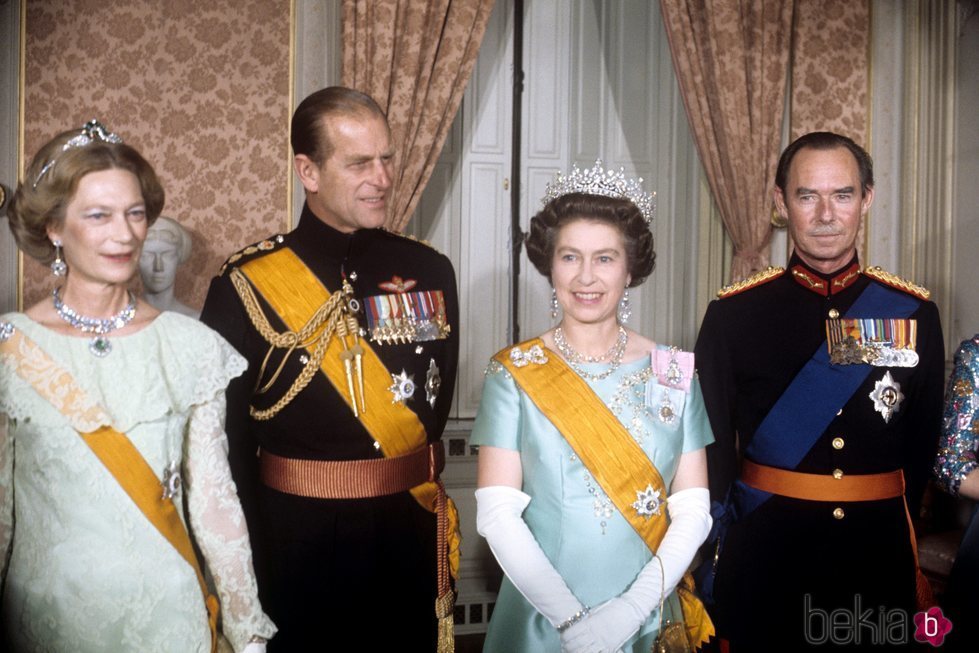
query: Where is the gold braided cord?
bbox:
[229,268,349,421]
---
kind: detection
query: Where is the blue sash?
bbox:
[734,281,921,515]
[696,281,921,602]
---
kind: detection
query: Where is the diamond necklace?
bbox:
[553,325,628,381]
[53,287,136,357]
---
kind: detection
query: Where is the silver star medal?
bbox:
[389,369,416,404]
[869,371,904,423]
[632,484,663,519]
[425,358,441,408]
[161,461,182,500]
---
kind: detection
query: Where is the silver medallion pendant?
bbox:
[89,335,112,357]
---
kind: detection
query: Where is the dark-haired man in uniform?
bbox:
[695,131,945,650]
[201,86,459,651]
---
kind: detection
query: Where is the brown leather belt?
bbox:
[741,459,905,502]
[260,441,445,499]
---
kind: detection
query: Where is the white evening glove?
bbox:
[560,487,712,653]
[475,486,587,630]
[241,641,266,653]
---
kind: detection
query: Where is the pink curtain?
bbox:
[342,0,496,232]
[660,0,795,281]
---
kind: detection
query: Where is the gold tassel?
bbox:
[435,591,455,653]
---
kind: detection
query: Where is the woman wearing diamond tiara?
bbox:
[0,121,275,652]
[472,161,715,652]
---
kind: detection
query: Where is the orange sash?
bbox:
[0,324,219,652]
[238,248,458,651]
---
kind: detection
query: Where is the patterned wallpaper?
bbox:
[790,0,870,142]
[22,0,291,309]
[789,0,871,258]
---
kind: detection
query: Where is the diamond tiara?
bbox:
[33,119,124,188]
[541,159,656,224]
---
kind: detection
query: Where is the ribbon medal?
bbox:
[827,318,918,367]
[364,280,450,345]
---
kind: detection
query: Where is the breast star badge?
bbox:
[389,370,416,404]
[869,371,904,423]
[425,358,441,408]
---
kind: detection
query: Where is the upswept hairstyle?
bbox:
[7,130,165,264]
[775,131,874,195]
[525,192,655,288]
[291,86,389,165]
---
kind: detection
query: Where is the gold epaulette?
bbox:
[862,266,931,300]
[717,266,785,298]
[382,227,444,255]
[218,235,286,275]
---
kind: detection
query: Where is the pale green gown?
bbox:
[0,312,275,652]
[471,346,713,653]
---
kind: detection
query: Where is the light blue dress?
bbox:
[471,345,714,653]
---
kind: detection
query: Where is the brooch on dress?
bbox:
[161,461,182,500]
[0,321,13,342]
[509,344,548,367]
[632,484,663,519]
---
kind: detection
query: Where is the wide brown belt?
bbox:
[260,441,445,499]
[741,459,905,502]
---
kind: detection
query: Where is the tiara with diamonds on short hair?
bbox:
[32,119,124,188]
[541,159,656,224]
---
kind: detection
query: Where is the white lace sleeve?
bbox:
[0,413,12,583]
[183,395,276,652]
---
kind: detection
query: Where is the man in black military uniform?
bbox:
[695,132,944,650]
[201,87,459,651]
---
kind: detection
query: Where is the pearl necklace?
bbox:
[53,287,136,357]
[553,325,628,381]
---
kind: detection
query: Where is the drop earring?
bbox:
[51,240,67,277]
[550,288,559,321]
[617,288,631,324]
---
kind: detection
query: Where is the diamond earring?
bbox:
[551,288,559,321]
[51,240,67,277]
[617,288,631,324]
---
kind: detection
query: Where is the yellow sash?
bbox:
[239,248,459,651]
[0,325,219,653]
[497,338,713,649]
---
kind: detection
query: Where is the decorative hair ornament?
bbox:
[33,119,124,188]
[541,159,656,225]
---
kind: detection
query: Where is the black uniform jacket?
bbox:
[200,206,459,651]
[694,253,944,650]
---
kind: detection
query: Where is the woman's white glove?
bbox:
[475,486,586,629]
[560,596,644,653]
[560,486,712,653]
[241,642,266,653]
